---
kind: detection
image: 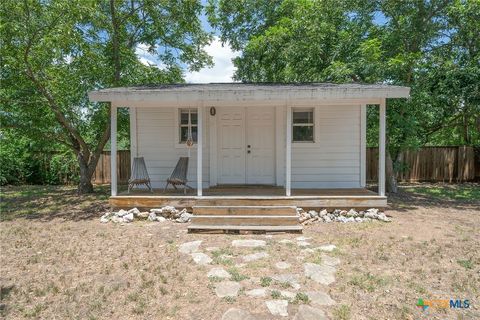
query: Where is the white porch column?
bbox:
[285,106,292,196]
[378,100,386,196]
[197,106,203,196]
[110,104,117,196]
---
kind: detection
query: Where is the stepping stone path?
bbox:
[304,262,336,285]
[293,305,328,320]
[265,300,289,317]
[178,237,340,319]
[215,281,242,298]
[306,291,336,306]
[178,240,202,254]
[221,308,257,320]
[208,267,231,279]
[232,239,266,248]
[272,274,301,290]
[275,261,291,270]
[191,252,212,265]
[242,252,269,262]
[245,288,268,298]
[318,244,337,252]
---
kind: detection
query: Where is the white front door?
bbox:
[217,106,275,185]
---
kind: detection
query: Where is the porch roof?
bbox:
[88,82,410,105]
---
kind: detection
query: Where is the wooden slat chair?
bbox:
[164,157,193,194]
[128,157,153,193]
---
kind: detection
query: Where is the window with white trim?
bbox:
[179,109,198,143]
[292,109,314,142]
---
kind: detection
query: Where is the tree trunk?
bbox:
[385,150,398,193]
[77,153,102,194]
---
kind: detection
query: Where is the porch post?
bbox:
[110,103,117,196]
[197,106,203,196]
[286,105,292,196]
[378,100,386,196]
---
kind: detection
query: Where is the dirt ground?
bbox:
[0,184,478,319]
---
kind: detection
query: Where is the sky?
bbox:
[135,9,239,84]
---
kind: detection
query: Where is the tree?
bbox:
[208,0,479,192]
[1,0,212,193]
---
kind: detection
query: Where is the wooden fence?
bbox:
[94,147,478,184]
[366,146,477,182]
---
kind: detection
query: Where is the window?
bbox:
[292,109,314,142]
[179,109,198,143]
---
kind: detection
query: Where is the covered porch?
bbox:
[111,186,386,210]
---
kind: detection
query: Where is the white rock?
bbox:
[115,209,128,217]
[319,209,328,216]
[318,244,336,252]
[137,211,150,219]
[148,212,157,221]
[275,262,291,270]
[128,207,141,215]
[306,291,336,306]
[297,241,311,247]
[280,290,296,300]
[156,216,166,222]
[272,274,301,290]
[265,300,289,317]
[279,239,294,244]
[122,212,134,223]
[215,281,241,298]
[242,252,269,262]
[100,212,111,223]
[111,216,123,223]
[178,240,202,254]
[245,288,269,298]
[293,305,328,320]
[321,255,340,267]
[175,211,192,223]
[221,308,257,320]
[191,252,212,265]
[208,267,231,279]
[231,240,266,248]
[304,263,336,285]
[206,246,219,252]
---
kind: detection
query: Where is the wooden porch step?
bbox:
[192,215,299,226]
[189,205,301,233]
[193,205,297,216]
[187,224,303,233]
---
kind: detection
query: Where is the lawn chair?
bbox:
[164,157,193,194]
[128,157,153,193]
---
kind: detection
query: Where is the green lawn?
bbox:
[403,183,480,202]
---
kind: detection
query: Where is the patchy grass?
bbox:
[457,258,474,270]
[404,183,480,201]
[0,185,109,221]
[227,267,249,282]
[333,304,351,320]
[260,276,272,287]
[348,272,391,292]
[292,292,310,304]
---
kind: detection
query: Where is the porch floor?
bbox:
[112,186,386,210]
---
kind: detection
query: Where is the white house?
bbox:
[89,83,409,231]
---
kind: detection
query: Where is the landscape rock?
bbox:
[232,240,266,248]
[275,262,291,270]
[293,305,328,320]
[137,211,150,219]
[191,252,212,265]
[100,212,112,223]
[265,300,289,317]
[320,255,341,267]
[122,212,134,223]
[242,252,269,262]
[279,290,296,300]
[175,210,192,223]
[245,288,269,298]
[279,239,294,244]
[221,308,257,320]
[148,212,157,221]
[111,216,123,223]
[272,274,301,290]
[178,240,202,254]
[306,291,336,306]
[208,267,231,279]
[156,216,166,222]
[318,244,336,252]
[215,281,241,298]
[304,263,336,285]
[128,207,141,216]
[115,209,128,217]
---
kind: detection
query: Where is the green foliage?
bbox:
[208,0,480,154]
[1,0,212,191]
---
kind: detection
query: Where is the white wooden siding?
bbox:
[291,105,361,188]
[135,107,210,189]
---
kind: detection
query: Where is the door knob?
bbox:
[247,150,251,154]
[247,145,251,148]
